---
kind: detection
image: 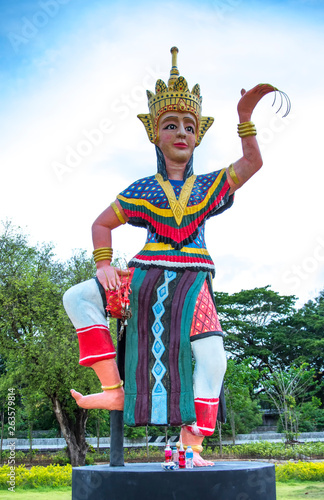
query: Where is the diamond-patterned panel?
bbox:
[151,270,177,424]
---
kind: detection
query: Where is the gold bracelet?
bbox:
[93,249,113,256]
[93,255,113,263]
[93,247,113,255]
[237,121,257,138]
[111,202,126,224]
[237,120,255,129]
[101,380,124,391]
[228,163,239,185]
[93,250,113,257]
[239,131,257,138]
[93,247,113,264]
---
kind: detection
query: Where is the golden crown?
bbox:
[138,47,214,146]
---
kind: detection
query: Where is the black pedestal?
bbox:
[72,461,276,500]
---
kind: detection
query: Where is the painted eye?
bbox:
[186,126,195,133]
[165,124,176,130]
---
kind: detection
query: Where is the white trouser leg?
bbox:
[191,336,227,398]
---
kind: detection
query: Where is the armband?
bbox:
[228,164,240,185]
[111,202,126,224]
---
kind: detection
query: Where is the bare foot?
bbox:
[70,388,124,410]
[193,451,214,467]
[180,426,214,467]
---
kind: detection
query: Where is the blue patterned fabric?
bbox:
[151,270,177,424]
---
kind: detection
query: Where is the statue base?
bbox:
[72,461,276,500]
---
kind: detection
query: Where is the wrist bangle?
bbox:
[101,380,123,391]
[93,247,113,264]
[237,121,257,138]
[228,164,239,185]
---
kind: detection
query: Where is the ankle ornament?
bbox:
[176,442,203,454]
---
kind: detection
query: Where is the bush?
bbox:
[87,444,96,454]
[0,464,72,489]
[208,441,324,460]
[123,446,161,461]
[276,461,324,482]
[85,455,95,465]
[0,450,27,463]
[51,451,70,466]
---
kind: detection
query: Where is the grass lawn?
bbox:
[276,481,324,499]
[0,482,323,499]
[0,487,71,499]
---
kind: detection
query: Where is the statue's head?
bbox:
[138,47,214,148]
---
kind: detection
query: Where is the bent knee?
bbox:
[63,279,101,316]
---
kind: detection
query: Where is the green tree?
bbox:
[214,286,297,371]
[262,363,317,442]
[222,358,262,443]
[284,293,324,400]
[0,221,101,465]
[296,397,324,432]
[214,286,323,435]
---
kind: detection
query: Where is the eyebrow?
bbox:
[160,115,196,125]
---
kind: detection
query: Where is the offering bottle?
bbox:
[164,442,172,463]
[172,446,178,468]
[178,441,186,469]
[185,446,193,469]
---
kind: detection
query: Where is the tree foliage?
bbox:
[0,221,100,465]
[215,285,324,432]
[222,358,262,443]
[285,293,324,389]
[262,363,317,442]
[215,286,297,370]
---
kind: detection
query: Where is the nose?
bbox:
[176,123,186,138]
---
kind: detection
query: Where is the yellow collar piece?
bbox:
[155,173,196,226]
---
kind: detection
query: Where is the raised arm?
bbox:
[92,199,129,291]
[226,84,277,194]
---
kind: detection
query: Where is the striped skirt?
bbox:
[123,267,221,427]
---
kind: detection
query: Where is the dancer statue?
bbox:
[63,47,290,466]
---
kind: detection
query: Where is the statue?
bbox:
[63,47,290,466]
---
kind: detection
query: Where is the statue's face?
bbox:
[156,112,196,167]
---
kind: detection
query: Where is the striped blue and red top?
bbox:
[117,168,233,277]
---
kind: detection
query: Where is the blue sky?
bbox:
[1,0,324,306]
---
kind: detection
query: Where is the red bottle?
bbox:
[164,442,172,463]
[178,441,186,469]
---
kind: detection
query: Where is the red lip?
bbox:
[174,143,187,148]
